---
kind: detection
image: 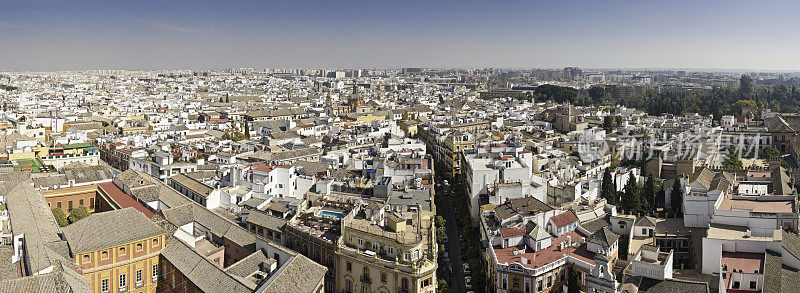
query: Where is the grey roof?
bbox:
[4,181,63,273]
[782,230,800,261]
[495,197,553,221]
[771,167,792,195]
[240,198,266,209]
[0,263,91,293]
[61,162,114,184]
[635,216,656,227]
[261,255,326,293]
[636,277,709,293]
[246,212,287,231]
[170,174,213,197]
[160,238,253,293]
[62,207,164,254]
[31,174,68,189]
[763,250,783,293]
[580,217,610,234]
[224,249,276,280]
[780,263,800,293]
[115,169,156,189]
[588,227,620,248]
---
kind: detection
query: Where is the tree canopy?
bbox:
[723,147,744,169]
[670,178,684,213]
[68,206,91,223]
[51,208,69,227]
[601,168,617,205]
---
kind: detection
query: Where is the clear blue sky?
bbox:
[1,0,799,71]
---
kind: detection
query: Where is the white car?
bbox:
[465,276,473,289]
[463,263,472,275]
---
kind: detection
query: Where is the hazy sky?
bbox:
[2,0,800,71]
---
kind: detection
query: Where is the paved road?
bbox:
[441,191,466,292]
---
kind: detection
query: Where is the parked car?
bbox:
[463,263,472,275]
[465,276,473,290]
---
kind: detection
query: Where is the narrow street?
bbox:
[441,192,466,292]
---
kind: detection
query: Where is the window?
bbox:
[381,272,387,283]
[82,255,90,263]
[57,202,62,209]
[101,279,109,293]
[171,274,175,289]
[362,285,370,293]
[68,201,73,211]
[101,251,108,259]
[422,278,431,287]
[119,274,127,291]
[538,280,543,291]
[153,238,159,246]
[345,280,353,293]
[347,262,352,271]
[152,264,158,282]
[513,278,519,288]
[90,197,95,208]
[372,242,378,251]
[79,199,84,206]
[733,281,740,289]
[387,246,394,256]
[136,270,143,287]
[404,251,411,260]
[358,237,363,247]
[136,243,143,251]
[750,281,756,289]
[119,247,125,255]
[547,276,552,287]
[401,278,409,290]
[502,278,507,289]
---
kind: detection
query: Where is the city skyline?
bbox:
[3,0,800,71]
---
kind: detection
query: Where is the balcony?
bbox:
[339,245,436,277]
[360,275,372,284]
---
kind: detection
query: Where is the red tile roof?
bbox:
[550,211,579,227]
[500,226,526,238]
[98,182,155,219]
[493,230,594,270]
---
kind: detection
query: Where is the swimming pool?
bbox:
[319,210,344,219]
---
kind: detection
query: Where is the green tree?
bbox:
[243,121,251,139]
[601,168,616,205]
[437,279,449,293]
[51,208,69,227]
[588,86,605,103]
[435,216,446,242]
[670,177,683,213]
[621,176,641,214]
[731,99,757,117]
[642,172,658,212]
[68,205,91,223]
[724,147,743,169]
[739,75,753,96]
[602,116,614,132]
[567,266,580,293]
[759,146,780,159]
